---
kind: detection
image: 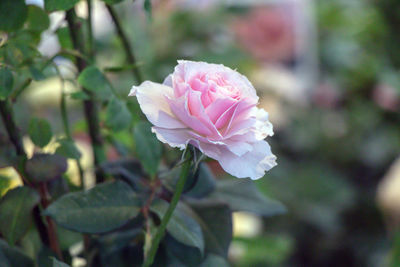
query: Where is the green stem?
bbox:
[142,152,192,267]
[59,79,85,189]
[105,4,143,84]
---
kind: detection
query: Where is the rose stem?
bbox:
[142,151,192,267]
[0,100,62,259]
[105,4,143,84]
[65,8,106,183]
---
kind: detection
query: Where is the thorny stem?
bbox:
[105,4,143,84]
[0,100,62,259]
[66,9,106,183]
[142,151,192,267]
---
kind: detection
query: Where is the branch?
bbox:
[65,9,106,183]
[106,4,143,84]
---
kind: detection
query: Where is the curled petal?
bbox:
[201,140,277,180]
[151,127,191,150]
[253,108,274,138]
[129,81,186,129]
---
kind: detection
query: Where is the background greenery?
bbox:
[1,0,400,266]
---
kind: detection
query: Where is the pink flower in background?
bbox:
[372,84,400,112]
[233,7,295,63]
[129,60,276,179]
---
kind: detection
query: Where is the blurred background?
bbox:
[2,0,400,266]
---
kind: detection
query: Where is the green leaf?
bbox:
[26,5,50,32]
[105,97,132,132]
[185,164,216,198]
[165,234,203,266]
[37,247,57,267]
[0,68,13,100]
[56,27,73,50]
[55,139,81,159]
[162,163,216,198]
[77,66,112,101]
[25,153,68,183]
[0,0,28,32]
[200,254,230,267]
[151,200,204,253]
[44,0,80,12]
[0,186,40,245]
[69,91,89,100]
[51,257,70,267]
[28,117,52,148]
[190,202,232,257]
[0,239,35,267]
[209,179,286,217]
[0,176,13,197]
[44,181,141,233]
[101,0,124,4]
[133,121,162,177]
[99,159,146,191]
[28,66,46,81]
[0,134,17,168]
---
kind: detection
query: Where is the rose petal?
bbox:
[130,81,186,129]
[167,91,222,139]
[205,97,238,125]
[200,140,277,180]
[151,127,191,150]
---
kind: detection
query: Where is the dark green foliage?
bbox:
[77,66,113,101]
[44,181,142,233]
[0,135,16,168]
[28,117,52,148]
[200,254,230,267]
[26,5,50,33]
[133,121,162,177]
[208,179,286,217]
[51,257,70,267]
[151,200,204,253]
[189,202,232,257]
[0,187,40,245]
[0,68,13,100]
[0,240,35,267]
[102,0,125,4]
[105,97,132,132]
[25,154,67,183]
[0,0,27,32]
[55,139,82,160]
[44,0,80,12]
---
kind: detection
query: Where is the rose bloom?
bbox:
[233,7,295,63]
[129,60,276,179]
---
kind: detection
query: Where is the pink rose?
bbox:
[233,7,295,63]
[129,60,276,179]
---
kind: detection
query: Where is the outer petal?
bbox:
[129,81,186,129]
[253,108,274,139]
[151,127,192,150]
[202,140,277,180]
[227,108,274,143]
